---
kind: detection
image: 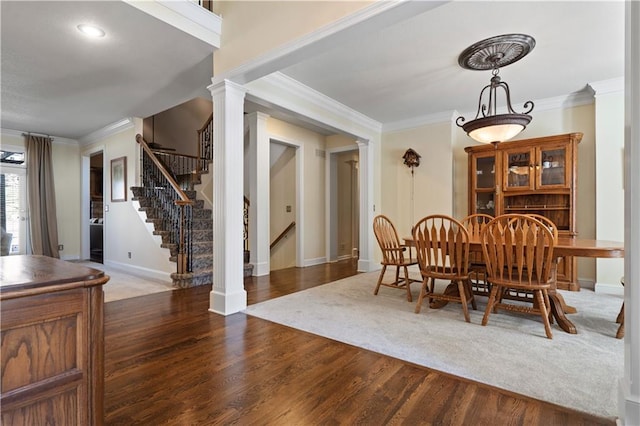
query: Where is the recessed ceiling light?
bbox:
[77,24,105,38]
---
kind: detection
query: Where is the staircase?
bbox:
[131,185,213,287]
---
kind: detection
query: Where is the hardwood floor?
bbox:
[104,259,614,425]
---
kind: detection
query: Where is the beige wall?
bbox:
[213,1,372,75]
[143,97,212,156]
[593,91,625,287]
[267,117,327,264]
[381,121,454,237]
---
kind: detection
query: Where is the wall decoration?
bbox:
[110,156,127,202]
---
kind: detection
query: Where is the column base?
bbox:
[209,288,247,315]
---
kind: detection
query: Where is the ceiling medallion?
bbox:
[456,34,536,145]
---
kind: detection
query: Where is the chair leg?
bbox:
[415,277,429,314]
[374,265,387,295]
[395,266,401,285]
[403,265,413,302]
[536,289,553,339]
[616,302,624,323]
[465,279,477,310]
[457,280,471,323]
[482,285,500,326]
[616,303,624,339]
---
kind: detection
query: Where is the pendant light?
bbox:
[456,34,536,144]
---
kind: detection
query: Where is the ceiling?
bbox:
[1,1,625,141]
[280,1,625,128]
[1,1,213,140]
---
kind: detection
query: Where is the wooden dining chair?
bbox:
[373,215,420,302]
[480,214,556,339]
[503,214,559,304]
[412,215,476,322]
[461,214,493,296]
[616,277,625,339]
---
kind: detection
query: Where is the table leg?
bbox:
[548,291,577,334]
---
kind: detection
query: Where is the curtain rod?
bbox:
[21,132,54,141]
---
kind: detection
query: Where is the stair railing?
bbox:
[151,149,201,190]
[270,221,296,250]
[244,196,250,261]
[136,134,194,274]
[196,113,213,175]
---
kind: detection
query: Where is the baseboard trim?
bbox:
[103,260,171,283]
[304,257,327,267]
[594,282,624,296]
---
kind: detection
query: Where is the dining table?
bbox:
[404,236,625,334]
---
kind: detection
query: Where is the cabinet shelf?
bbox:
[505,205,569,211]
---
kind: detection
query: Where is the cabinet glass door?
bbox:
[539,146,569,188]
[475,156,495,189]
[472,154,496,215]
[504,150,534,190]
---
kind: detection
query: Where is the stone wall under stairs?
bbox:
[131,187,213,288]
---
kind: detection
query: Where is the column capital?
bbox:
[208,79,247,97]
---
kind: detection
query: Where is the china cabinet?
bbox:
[465,132,583,290]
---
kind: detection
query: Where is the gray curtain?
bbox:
[26,135,59,258]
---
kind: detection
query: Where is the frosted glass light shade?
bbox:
[469,123,524,144]
[461,113,532,144]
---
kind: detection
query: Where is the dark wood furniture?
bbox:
[465,132,583,290]
[372,215,419,301]
[0,255,109,425]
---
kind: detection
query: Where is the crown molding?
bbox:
[123,0,221,47]
[0,128,78,146]
[78,118,135,146]
[383,110,457,133]
[588,77,624,96]
[255,72,382,134]
[382,89,597,133]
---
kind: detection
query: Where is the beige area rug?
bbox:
[245,269,624,419]
[72,261,175,302]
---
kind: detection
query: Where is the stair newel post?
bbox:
[175,200,191,274]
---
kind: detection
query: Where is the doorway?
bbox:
[327,148,360,262]
[269,142,297,270]
[0,158,28,255]
[81,147,105,262]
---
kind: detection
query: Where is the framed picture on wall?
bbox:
[110,156,127,202]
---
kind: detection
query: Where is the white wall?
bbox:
[82,125,174,278]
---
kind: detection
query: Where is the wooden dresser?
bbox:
[0,255,109,425]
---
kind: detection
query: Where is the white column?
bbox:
[589,79,625,294]
[247,111,271,276]
[357,139,374,272]
[208,80,247,315]
[621,2,640,424]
